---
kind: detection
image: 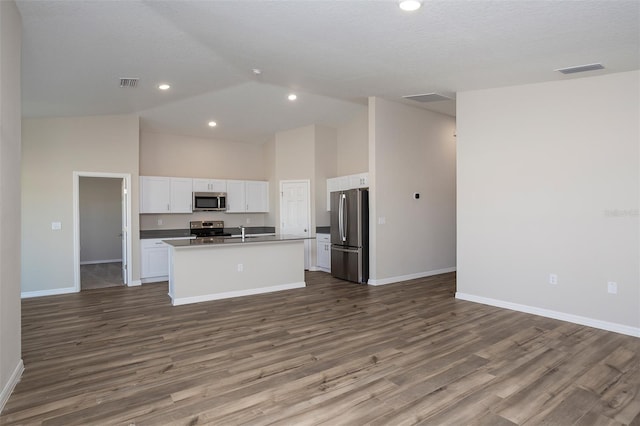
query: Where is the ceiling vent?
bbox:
[555,63,604,74]
[403,93,453,103]
[119,78,139,88]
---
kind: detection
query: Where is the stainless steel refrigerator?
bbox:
[330,188,369,284]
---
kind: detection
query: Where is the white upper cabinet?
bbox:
[326,173,368,210]
[246,181,269,212]
[349,172,369,189]
[140,176,170,213]
[226,180,269,213]
[193,179,226,193]
[140,176,193,213]
[170,178,193,213]
[226,180,246,213]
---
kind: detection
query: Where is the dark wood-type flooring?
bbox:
[2,271,639,425]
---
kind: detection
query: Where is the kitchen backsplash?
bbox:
[140,212,270,230]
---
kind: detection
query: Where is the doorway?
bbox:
[280,180,311,269]
[73,172,132,292]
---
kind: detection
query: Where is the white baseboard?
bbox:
[308,266,330,273]
[128,279,142,287]
[140,276,167,284]
[171,282,306,306]
[80,259,122,265]
[368,267,456,286]
[0,359,23,414]
[21,286,76,298]
[455,292,640,338]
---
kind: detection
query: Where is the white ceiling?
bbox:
[16,0,640,145]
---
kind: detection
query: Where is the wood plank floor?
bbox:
[2,271,639,425]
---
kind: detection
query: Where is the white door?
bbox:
[121,178,128,284]
[280,180,311,269]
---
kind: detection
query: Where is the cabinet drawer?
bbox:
[317,233,330,243]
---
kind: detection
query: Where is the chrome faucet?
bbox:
[239,225,246,239]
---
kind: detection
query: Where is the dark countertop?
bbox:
[140,226,277,239]
[140,229,193,239]
[316,226,330,234]
[225,226,276,236]
[165,234,312,248]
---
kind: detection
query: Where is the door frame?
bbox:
[73,171,133,291]
[279,179,311,269]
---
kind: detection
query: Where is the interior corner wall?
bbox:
[314,125,337,227]
[274,125,316,234]
[456,71,640,333]
[0,0,23,413]
[263,137,277,227]
[369,97,457,284]
[21,114,140,293]
[337,108,368,176]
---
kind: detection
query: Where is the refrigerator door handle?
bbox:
[341,193,347,242]
[338,193,343,241]
[342,193,347,241]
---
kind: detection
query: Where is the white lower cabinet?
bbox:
[316,234,331,272]
[141,237,192,283]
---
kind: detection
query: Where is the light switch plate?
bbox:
[51,222,62,230]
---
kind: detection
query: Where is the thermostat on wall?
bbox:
[413,193,420,200]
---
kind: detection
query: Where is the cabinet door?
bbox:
[246,181,269,212]
[226,180,246,213]
[349,172,369,188]
[210,179,227,193]
[140,176,170,213]
[316,235,331,271]
[192,179,210,192]
[141,240,169,278]
[170,178,193,213]
[193,179,227,192]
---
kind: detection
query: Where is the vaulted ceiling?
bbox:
[16,0,640,144]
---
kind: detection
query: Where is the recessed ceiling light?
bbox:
[555,63,604,74]
[399,0,421,11]
[252,68,262,75]
[208,121,217,127]
[288,94,297,101]
[158,83,170,90]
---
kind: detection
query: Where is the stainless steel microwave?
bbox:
[193,192,226,211]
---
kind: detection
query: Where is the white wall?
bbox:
[337,108,368,176]
[0,0,22,412]
[139,131,270,229]
[21,114,140,293]
[456,71,640,335]
[369,97,457,284]
[79,177,122,263]
[314,126,337,226]
[274,125,316,234]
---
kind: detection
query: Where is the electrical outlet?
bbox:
[607,281,617,294]
[246,218,251,224]
[378,217,386,225]
[549,274,558,285]
[157,219,163,226]
[237,263,243,272]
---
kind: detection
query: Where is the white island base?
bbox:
[168,238,305,306]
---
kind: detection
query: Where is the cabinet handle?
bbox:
[167,204,170,211]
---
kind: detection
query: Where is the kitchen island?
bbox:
[165,235,309,306]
